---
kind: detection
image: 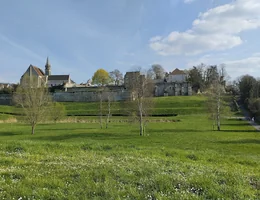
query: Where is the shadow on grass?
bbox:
[39,127,97,131]
[219,129,258,132]
[227,118,245,121]
[223,123,251,126]
[29,132,135,141]
[0,132,20,136]
[217,139,260,144]
[140,128,204,134]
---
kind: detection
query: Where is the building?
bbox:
[20,58,72,88]
[124,70,192,98]
[166,68,188,83]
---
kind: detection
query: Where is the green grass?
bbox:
[0,96,208,117]
[0,96,259,199]
[62,96,208,116]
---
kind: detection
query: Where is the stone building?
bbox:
[155,68,192,96]
[166,68,188,82]
[20,58,72,88]
[124,69,192,98]
[19,63,191,103]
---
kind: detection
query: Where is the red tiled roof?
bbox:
[171,68,186,75]
[32,66,45,76]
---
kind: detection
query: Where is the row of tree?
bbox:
[236,75,260,120]
[187,63,228,93]
[91,64,166,86]
[91,69,123,86]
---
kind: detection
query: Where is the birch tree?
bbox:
[207,80,223,131]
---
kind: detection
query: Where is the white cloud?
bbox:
[225,55,260,69]
[187,53,260,79]
[224,55,260,78]
[150,0,260,55]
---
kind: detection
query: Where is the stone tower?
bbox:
[45,57,51,76]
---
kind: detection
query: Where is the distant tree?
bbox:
[123,71,154,136]
[109,69,123,85]
[147,64,165,80]
[204,65,219,87]
[0,87,12,94]
[248,98,260,121]
[252,79,260,99]
[97,87,113,129]
[238,75,256,103]
[188,66,205,93]
[14,75,51,134]
[92,69,110,86]
[49,102,66,123]
[225,80,240,95]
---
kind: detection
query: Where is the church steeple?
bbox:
[45,57,51,76]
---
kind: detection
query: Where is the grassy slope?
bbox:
[0,96,207,117]
[0,96,259,199]
[62,96,208,116]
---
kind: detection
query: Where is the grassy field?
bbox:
[0,96,259,199]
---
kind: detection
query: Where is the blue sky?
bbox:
[1,0,260,83]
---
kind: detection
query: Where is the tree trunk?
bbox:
[99,92,103,129]
[139,120,143,136]
[31,124,35,135]
[217,92,221,131]
[143,123,145,136]
[139,101,143,136]
[106,95,111,129]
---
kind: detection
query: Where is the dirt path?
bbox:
[239,105,260,131]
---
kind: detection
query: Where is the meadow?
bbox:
[0,96,259,199]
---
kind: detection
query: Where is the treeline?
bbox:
[236,75,260,121]
[187,64,227,93]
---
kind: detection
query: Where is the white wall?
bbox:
[167,74,187,82]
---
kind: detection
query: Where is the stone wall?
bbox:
[0,82,192,104]
[0,94,12,105]
[53,82,192,102]
[53,90,131,102]
[155,82,192,97]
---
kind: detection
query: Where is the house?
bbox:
[20,58,72,88]
[166,68,188,83]
[154,68,192,96]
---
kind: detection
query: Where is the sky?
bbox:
[1,0,260,83]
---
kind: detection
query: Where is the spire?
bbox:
[46,57,49,66]
[45,57,51,76]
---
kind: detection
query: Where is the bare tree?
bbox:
[97,87,113,129]
[124,71,154,136]
[14,76,52,134]
[105,93,112,129]
[109,69,123,85]
[148,64,165,80]
[49,102,66,123]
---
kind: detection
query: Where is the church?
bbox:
[20,58,73,88]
